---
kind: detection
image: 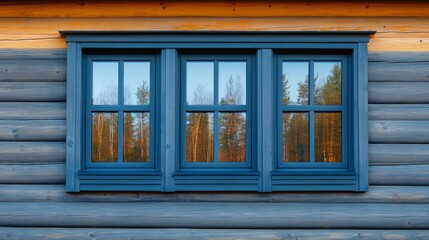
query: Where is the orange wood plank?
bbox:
[1,18,429,35]
[0,17,429,51]
[0,1,428,18]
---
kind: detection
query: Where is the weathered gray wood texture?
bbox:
[0,202,428,229]
[0,102,65,120]
[0,82,66,101]
[1,185,429,203]
[0,120,65,141]
[0,49,428,233]
[1,228,428,240]
[0,142,65,163]
[1,163,429,185]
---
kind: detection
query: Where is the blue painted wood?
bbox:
[66,42,79,192]
[161,49,178,192]
[63,31,371,192]
[61,31,374,43]
[179,54,252,169]
[258,49,274,192]
[357,43,369,191]
[84,54,156,169]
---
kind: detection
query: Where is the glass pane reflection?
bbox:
[124,62,150,105]
[315,112,342,163]
[282,62,309,105]
[186,62,214,105]
[315,62,342,105]
[186,112,214,162]
[283,112,309,162]
[92,62,118,105]
[91,112,118,162]
[219,62,246,105]
[124,112,150,162]
[219,112,246,162]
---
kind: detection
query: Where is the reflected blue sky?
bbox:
[186,62,214,105]
[314,61,341,90]
[219,62,246,105]
[92,61,118,105]
[124,62,150,105]
[283,61,340,105]
[283,61,308,105]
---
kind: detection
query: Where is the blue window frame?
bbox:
[63,31,371,192]
[85,54,158,170]
[277,54,349,169]
[180,54,253,170]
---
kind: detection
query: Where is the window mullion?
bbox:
[214,61,219,163]
[309,60,315,164]
[257,49,273,192]
[161,49,177,192]
[118,61,124,163]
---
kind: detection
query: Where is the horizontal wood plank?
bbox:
[0,120,65,141]
[1,185,429,204]
[3,18,429,34]
[0,143,425,166]
[0,142,65,163]
[0,82,66,101]
[369,121,429,143]
[369,104,429,120]
[370,165,429,186]
[0,49,66,60]
[1,2,429,18]
[368,62,429,82]
[368,82,429,104]
[0,142,425,166]
[1,164,428,186]
[0,164,64,184]
[369,51,429,62]
[0,60,65,82]
[0,228,428,240]
[370,144,429,165]
[1,18,429,49]
[0,102,65,120]
[0,202,427,229]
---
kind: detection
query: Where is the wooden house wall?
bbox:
[0,1,428,239]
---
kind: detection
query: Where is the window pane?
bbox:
[186,112,214,162]
[315,112,342,162]
[91,112,118,162]
[92,62,118,105]
[124,62,150,105]
[219,62,246,105]
[186,62,214,105]
[315,62,342,105]
[283,112,309,162]
[282,62,309,105]
[219,112,246,162]
[124,112,150,162]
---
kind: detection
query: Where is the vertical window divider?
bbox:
[214,61,219,163]
[257,49,273,192]
[309,60,315,164]
[118,60,124,163]
[85,56,92,168]
[161,49,177,192]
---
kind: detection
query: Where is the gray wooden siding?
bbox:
[0,49,428,238]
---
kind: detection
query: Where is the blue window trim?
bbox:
[63,31,372,192]
[276,54,349,170]
[84,54,158,170]
[179,54,253,170]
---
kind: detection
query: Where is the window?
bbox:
[63,31,371,192]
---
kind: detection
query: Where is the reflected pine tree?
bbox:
[219,76,246,162]
[92,113,118,162]
[315,63,342,162]
[123,80,150,162]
